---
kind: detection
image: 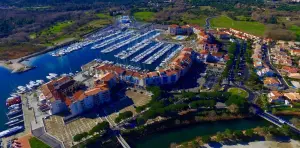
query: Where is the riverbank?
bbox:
[131,116,270,148]
[275,111,300,116]
[215,140,300,148]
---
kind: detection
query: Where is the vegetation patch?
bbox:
[41,21,73,35]
[289,25,300,41]
[211,15,265,36]
[134,11,155,22]
[96,13,112,19]
[228,88,249,99]
[29,137,51,148]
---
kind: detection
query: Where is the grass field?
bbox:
[96,13,112,19]
[41,21,73,35]
[228,87,249,98]
[134,11,155,22]
[29,137,51,148]
[211,15,265,36]
[289,25,300,41]
[185,17,207,27]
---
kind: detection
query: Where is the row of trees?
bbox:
[115,111,133,123]
[73,121,110,142]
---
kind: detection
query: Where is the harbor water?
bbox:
[0,30,179,131]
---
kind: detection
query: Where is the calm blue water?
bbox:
[0,30,178,131]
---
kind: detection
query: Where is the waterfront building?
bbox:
[40,76,111,116]
[168,25,193,36]
[267,91,285,104]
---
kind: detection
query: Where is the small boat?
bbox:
[6,96,21,107]
[8,104,21,110]
[0,126,23,138]
[36,80,44,85]
[46,76,53,80]
[5,119,19,125]
[49,73,58,77]
[7,109,22,117]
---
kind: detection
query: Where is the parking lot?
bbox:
[44,115,102,148]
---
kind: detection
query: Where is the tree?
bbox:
[245,129,254,137]
[272,108,277,114]
[89,121,110,135]
[228,104,239,114]
[234,130,244,139]
[224,129,233,139]
[73,132,88,142]
[201,135,211,143]
[115,111,133,123]
[216,132,225,142]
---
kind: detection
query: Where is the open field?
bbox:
[211,15,266,36]
[134,11,155,22]
[41,21,73,36]
[96,13,112,19]
[29,137,51,148]
[228,87,249,98]
[289,25,300,41]
[185,17,207,27]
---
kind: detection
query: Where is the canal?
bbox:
[135,118,271,148]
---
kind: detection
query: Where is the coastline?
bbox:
[0,38,78,72]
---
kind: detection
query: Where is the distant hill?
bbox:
[0,0,141,6]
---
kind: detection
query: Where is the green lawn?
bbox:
[211,15,265,36]
[29,137,51,148]
[185,17,207,27]
[228,87,249,98]
[289,25,300,41]
[41,21,73,35]
[96,13,112,19]
[134,11,155,22]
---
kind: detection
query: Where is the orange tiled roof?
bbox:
[264,77,280,85]
[73,90,86,101]
[100,72,115,82]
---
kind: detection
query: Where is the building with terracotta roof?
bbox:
[290,49,300,56]
[263,77,281,88]
[267,91,284,103]
[168,24,193,35]
[283,92,300,102]
[40,76,111,116]
[288,73,300,80]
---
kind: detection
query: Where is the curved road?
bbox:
[205,17,215,29]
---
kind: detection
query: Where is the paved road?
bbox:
[32,127,64,148]
[261,43,289,89]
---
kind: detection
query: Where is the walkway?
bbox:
[32,127,64,148]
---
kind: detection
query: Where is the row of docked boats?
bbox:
[16,79,44,94]
[143,44,175,65]
[101,30,160,54]
[114,63,141,72]
[158,45,184,68]
[131,42,164,63]
[91,30,135,50]
[2,95,24,138]
[50,41,91,57]
[115,40,151,59]
[0,126,23,138]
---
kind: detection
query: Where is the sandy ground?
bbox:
[205,140,300,148]
[0,60,26,72]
